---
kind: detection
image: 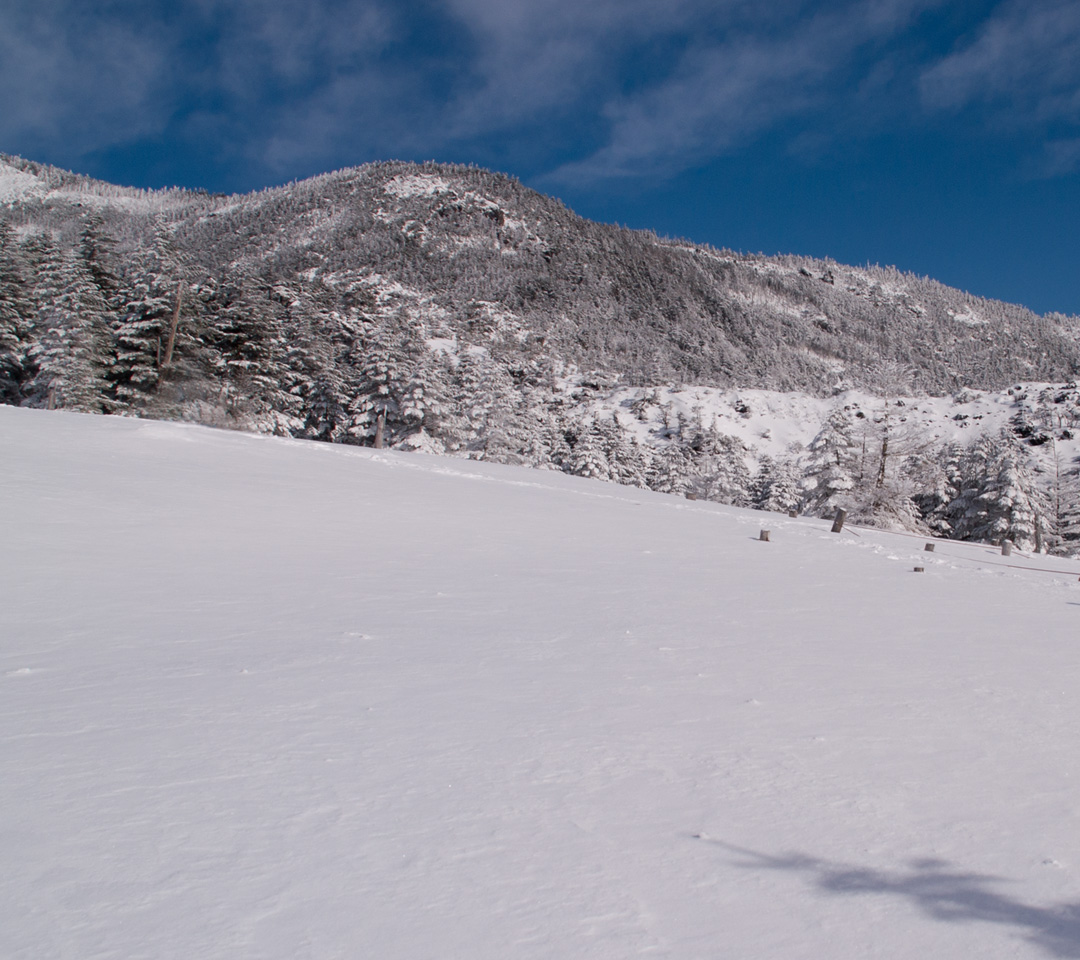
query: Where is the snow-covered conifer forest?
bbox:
[3,153,1080,551]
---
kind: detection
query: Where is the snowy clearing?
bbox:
[2,407,1080,959]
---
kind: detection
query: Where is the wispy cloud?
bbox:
[1,0,1077,188]
[1033,137,1080,177]
[549,0,936,182]
[0,3,172,157]
[920,0,1080,124]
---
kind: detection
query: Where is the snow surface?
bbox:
[3,406,1080,960]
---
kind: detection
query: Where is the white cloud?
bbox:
[920,0,1080,124]
[6,0,1074,189]
[1036,137,1080,177]
[0,5,171,159]
[551,0,934,182]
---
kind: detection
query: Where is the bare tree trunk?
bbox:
[160,281,183,371]
[876,437,889,487]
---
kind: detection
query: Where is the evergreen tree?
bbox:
[802,410,858,515]
[1056,464,1080,555]
[567,419,611,480]
[346,317,414,444]
[911,442,963,535]
[78,214,121,307]
[0,223,33,403]
[691,431,751,505]
[751,456,802,513]
[648,443,691,496]
[25,240,111,412]
[203,275,297,429]
[110,218,188,406]
[397,350,458,452]
[948,434,1050,551]
[606,425,653,489]
[454,350,530,461]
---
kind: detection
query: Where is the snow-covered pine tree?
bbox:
[24,237,111,412]
[538,418,574,472]
[605,422,653,489]
[286,291,365,443]
[911,441,963,535]
[648,443,691,496]
[346,316,416,445]
[567,418,611,480]
[944,435,997,542]
[1056,463,1080,555]
[77,214,121,308]
[202,275,298,430]
[751,456,802,513]
[453,350,529,461]
[802,409,858,515]
[398,350,457,452]
[691,431,751,505]
[109,217,193,407]
[948,433,1051,551]
[0,222,33,403]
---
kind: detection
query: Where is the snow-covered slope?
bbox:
[3,406,1080,960]
[0,154,191,213]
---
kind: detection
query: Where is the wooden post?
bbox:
[374,413,385,449]
[759,529,771,542]
[788,510,798,518]
[1001,540,1013,556]
[924,543,935,552]
[913,566,925,573]
[830,508,847,533]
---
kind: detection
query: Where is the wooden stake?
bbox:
[830,508,847,533]
[1001,540,1013,557]
[924,543,935,552]
[374,413,385,449]
[788,510,798,518]
[914,566,925,573]
[759,529,771,542]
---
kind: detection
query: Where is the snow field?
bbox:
[2,406,1080,959]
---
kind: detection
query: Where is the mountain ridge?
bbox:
[2,153,1079,551]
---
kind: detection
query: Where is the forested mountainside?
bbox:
[2,153,1080,552]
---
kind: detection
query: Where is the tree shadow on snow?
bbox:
[702,839,1080,957]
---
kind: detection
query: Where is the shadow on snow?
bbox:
[701,838,1080,957]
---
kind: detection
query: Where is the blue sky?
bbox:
[1,0,1078,315]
